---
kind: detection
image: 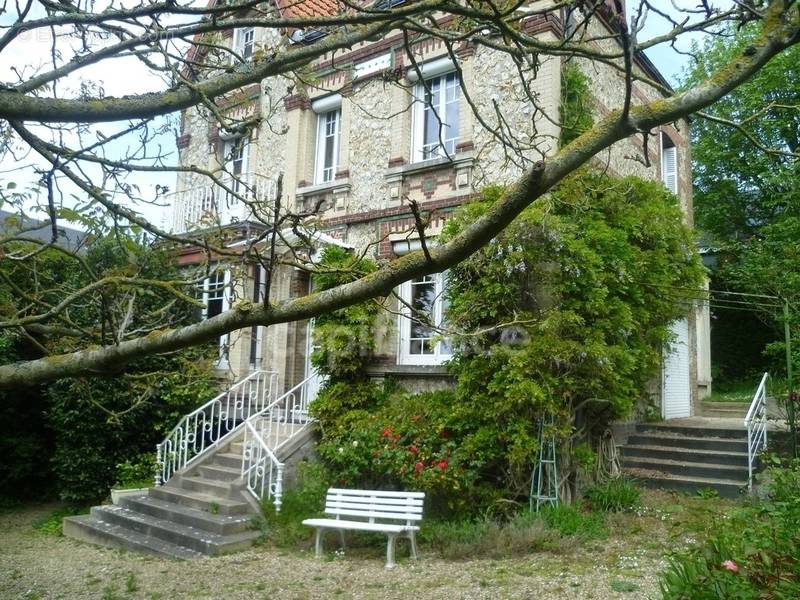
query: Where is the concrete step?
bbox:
[177,475,244,499]
[88,505,260,556]
[625,469,747,499]
[121,495,253,536]
[197,464,242,482]
[150,485,251,515]
[63,514,205,559]
[622,455,749,481]
[621,444,749,467]
[626,433,747,453]
[636,422,747,440]
[211,452,244,469]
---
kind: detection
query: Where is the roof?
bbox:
[276,0,341,19]
[0,210,86,252]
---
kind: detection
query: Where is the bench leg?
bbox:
[314,528,324,559]
[338,528,346,552]
[385,533,398,569]
[407,531,418,560]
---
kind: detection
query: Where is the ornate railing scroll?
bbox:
[156,370,278,486]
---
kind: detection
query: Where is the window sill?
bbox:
[368,364,451,377]
[384,152,473,178]
[296,178,351,197]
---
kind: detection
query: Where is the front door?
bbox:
[662,318,692,419]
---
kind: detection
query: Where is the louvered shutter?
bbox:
[662,145,678,194]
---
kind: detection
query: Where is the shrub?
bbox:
[114,454,157,489]
[660,459,800,599]
[46,349,217,504]
[585,478,641,512]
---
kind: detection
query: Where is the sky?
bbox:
[0,0,732,232]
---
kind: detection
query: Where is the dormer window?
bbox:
[234,27,255,61]
[312,95,342,184]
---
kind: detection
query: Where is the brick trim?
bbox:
[176,133,192,149]
[323,194,472,228]
[284,93,311,111]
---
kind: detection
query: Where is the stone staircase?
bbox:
[700,400,750,419]
[621,422,751,498]
[64,418,316,558]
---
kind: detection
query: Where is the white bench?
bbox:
[302,488,425,568]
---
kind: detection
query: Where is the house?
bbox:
[171,0,711,416]
[63,0,726,557]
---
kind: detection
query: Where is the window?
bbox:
[314,108,341,184]
[412,72,461,162]
[249,264,266,369]
[202,268,232,367]
[223,137,249,205]
[398,272,451,365]
[234,27,255,61]
[661,133,677,194]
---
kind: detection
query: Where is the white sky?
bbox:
[0,0,732,232]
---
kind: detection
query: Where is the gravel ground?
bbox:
[0,501,684,600]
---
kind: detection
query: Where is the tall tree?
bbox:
[682,20,799,378]
[0,0,798,389]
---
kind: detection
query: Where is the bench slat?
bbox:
[325,500,424,513]
[302,518,420,534]
[325,495,424,508]
[326,488,425,499]
[326,508,422,521]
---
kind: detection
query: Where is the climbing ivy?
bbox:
[311,171,704,514]
[559,62,595,147]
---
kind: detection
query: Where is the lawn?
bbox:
[0,490,738,600]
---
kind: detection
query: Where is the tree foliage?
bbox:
[682,21,799,378]
[311,172,704,514]
[0,1,796,387]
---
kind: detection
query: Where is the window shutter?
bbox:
[662,146,678,194]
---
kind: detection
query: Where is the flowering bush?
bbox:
[660,458,800,598]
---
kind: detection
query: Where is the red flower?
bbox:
[414,461,424,474]
[409,445,419,455]
[437,459,448,470]
[381,427,393,438]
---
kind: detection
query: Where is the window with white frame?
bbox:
[661,133,678,194]
[202,268,232,366]
[249,264,266,369]
[223,136,249,208]
[314,107,341,184]
[412,71,461,162]
[398,272,452,365]
[233,27,255,61]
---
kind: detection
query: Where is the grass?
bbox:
[32,505,89,536]
[706,375,788,403]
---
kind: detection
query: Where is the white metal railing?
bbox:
[745,371,769,491]
[241,421,285,511]
[156,370,278,486]
[170,172,277,233]
[241,374,317,509]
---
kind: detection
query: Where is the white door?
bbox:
[662,318,691,419]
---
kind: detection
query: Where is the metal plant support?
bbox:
[530,417,559,511]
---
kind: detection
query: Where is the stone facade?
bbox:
[174,5,711,412]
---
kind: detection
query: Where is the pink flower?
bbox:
[437,459,449,470]
[721,560,739,573]
[414,461,424,474]
[409,445,419,455]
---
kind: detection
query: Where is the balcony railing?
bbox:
[170,172,277,233]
